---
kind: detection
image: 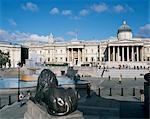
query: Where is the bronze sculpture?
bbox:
[34,69,78,116]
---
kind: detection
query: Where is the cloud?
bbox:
[113,4,134,13]
[29,34,49,42]
[0,29,9,41]
[79,9,89,16]
[10,31,30,42]
[62,10,72,16]
[66,31,77,36]
[55,37,64,42]
[91,3,108,13]
[66,29,79,38]
[50,7,59,14]
[22,2,38,12]
[138,24,150,37]
[0,29,8,36]
[0,29,50,43]
[8,19,17,26]
[113,5,125,13]
[0,29,66,44]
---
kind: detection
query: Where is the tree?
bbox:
[0,50,11,68]
[17,62,23,67]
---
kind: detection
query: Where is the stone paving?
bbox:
[0,102,26,119]
[81,76,144,102]
[0,68,147,119]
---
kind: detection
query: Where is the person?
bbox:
[87,83,91,98]
[26,90,31,100]
[108,75,111,80]
[140,89,144,102]
[19,92,24,106]
[19,92,24,101]
[119,74,122,84]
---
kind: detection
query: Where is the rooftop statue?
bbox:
[33,69,78,116]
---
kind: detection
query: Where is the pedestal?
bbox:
[144,82,150,118]
[24,100,84,119]
[144,73,150,118]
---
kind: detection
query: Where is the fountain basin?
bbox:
[0,76,89,89]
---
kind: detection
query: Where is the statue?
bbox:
[33,69,78,116]
[66,67,80,83]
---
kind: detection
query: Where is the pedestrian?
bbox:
[19,92,24,101]
[26,90,31,100]
[119,74,122,84]
[87,83,91,98]
[140,89,144,102]
[108,75,111,80]
[19,92,24,106]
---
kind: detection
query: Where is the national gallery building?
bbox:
[0,21,150,68]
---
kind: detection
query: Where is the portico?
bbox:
[107,44,143,62]
[67,46,84,65]
[106,21,144,63]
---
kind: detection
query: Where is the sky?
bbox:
[0,0,149,43]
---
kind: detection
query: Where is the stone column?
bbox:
[67,48,70,62]
[82,48,85,62]
[127,46,129,61]
[137,46,139,62]
[113,46,115,61]
[52,48,55,62]
[108,46,110,61]
[132,46,134,62]
[122,46,124,61]
[141,47,143,61]
[71,48,74,62]
[117,46,120,61]
[78,48,80,62]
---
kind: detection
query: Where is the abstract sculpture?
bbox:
[34,69,78,116]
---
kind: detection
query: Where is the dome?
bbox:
[117,21,132,34]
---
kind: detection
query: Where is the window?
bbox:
[86,49,87,53]
[91,57,94,62]
[48,50,50,53]
[66,58,67,61]
[86,57,88,62]
[48,57,50,61]
[60,57,62,60]
[91,49,93,53]
[97,57,99,61]
[55,57,57,62]
[61,50,62,53]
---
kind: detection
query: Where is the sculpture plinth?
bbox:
[144,73,150,118]
[24,100,83,119]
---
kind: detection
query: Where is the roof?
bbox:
[117,21,132,33]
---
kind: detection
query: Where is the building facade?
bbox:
[1,21,150,68]
[28,21,150,68]
[0,42,21,67]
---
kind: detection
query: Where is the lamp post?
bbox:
[18,66,20,102]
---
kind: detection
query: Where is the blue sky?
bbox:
[0,0,149,43]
